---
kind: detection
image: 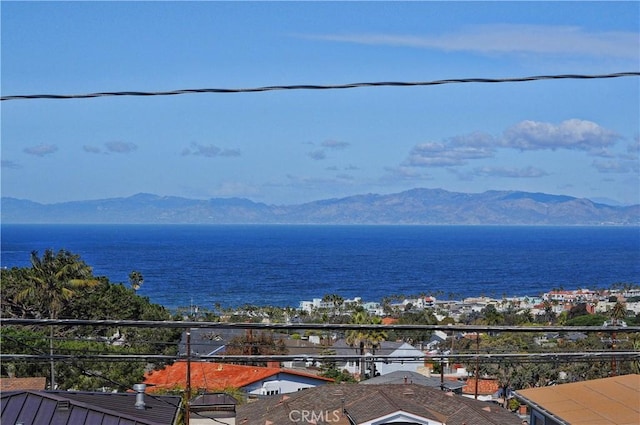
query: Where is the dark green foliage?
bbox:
[0,250,180,391]
[387,309,438,343]
[481,304,504,325]
[318,348,356,383]
[320,366,357,383]
[565,314,608,326]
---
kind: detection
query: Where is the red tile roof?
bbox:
[462,378,500,396]
[143,362,332,393]
[0,377,47,391]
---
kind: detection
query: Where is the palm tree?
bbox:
[322,293,344,317]
[17,249,99,319]
[345,311,387,380]
[129,270,144,293]
[15,249,99,388]
[608,301,627,376]
[609,301,627,325]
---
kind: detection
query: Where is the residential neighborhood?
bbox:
[296,287,640,324]
[2,286,638,424]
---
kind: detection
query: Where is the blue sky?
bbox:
[2,1,639,206]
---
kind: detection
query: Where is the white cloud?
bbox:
[472,166,549,178]
[308,139,350,161]
[592,159,639,174]
[308,150,326,160]
[105,141,137,153]
[402,119,627,179]
[321,139,350,149]
[405,142,495,167]
[382,166,432,182]
[83,145,102,154]
[182,143,240,158]
[447,132,496,147]
[626,138,640,157]
[306,24,639,58]
[502,119,620,151]
[1,160,21,169]
[23,144,58,157]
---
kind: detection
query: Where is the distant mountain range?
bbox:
[2,189,639,225]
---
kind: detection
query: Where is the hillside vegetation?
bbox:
[1,249,181,390]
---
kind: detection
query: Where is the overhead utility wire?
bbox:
[1,72,638,101]
[3,318,637,333]
[2,351,638,364]
[0,334,134,390]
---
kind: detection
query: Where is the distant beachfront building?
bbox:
[361,301,384,316]
[299,297,380,314]
[542,288,598,303]
[398,296,437,310]
[299,298,327,313]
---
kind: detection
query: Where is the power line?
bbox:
[2,351,638,364]
[2,318,637,333]
[1,72,638,101]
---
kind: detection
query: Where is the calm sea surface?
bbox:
[1,225,639,311]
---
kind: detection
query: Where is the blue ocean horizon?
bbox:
[2,224,639,311]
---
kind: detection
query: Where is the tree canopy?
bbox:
[1,249,180,391]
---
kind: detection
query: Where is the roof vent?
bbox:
[133,383,147,410]
[56,400,70,411]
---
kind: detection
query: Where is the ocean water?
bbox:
[1,224,639,311]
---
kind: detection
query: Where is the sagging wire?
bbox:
[1,72,638,101]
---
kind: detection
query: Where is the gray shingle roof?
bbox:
[236,383,522,425]
[360,370,465,391]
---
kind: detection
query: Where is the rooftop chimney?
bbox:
[133,383,146,410]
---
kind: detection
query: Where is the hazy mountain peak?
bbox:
[2,188,637,225]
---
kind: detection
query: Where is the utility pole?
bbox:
[186,330,191,425]
[474,334,480,400]
[440,354,444,390]
[50,326,55,390]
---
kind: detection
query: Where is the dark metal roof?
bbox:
[0,390,182,425]
[190,392,237,407]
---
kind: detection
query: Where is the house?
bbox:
[515,374,640,425]
[331,339,426,379]
[179,327,245,357]
[143,361,333,397]
[236,383,523,425]
[461,377,501,401]
[178,328,289,357]
[189,392,237,425]
[0,376,47,391]
[425,330,448,350]
[361,370,466,393]
[375,341,427,376]
[0,389,182,425]
[281,337,331,369]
